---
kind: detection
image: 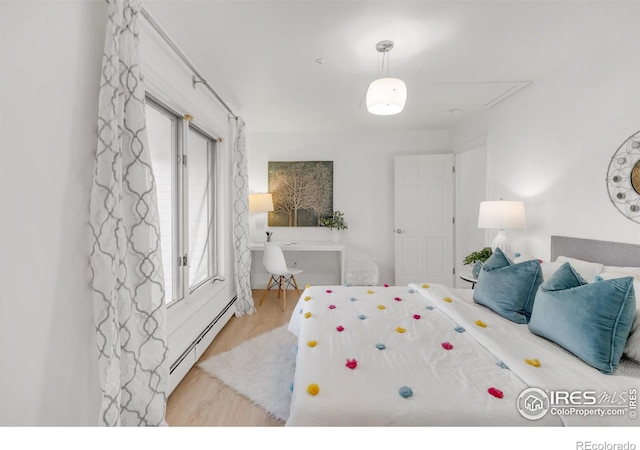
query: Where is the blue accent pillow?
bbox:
[541,260,587,290]
[473,248,543,324]
[528,262,636,374]
[482,246,513,270]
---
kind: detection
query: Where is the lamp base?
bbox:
[252,214,267,243]
[491,230,511,258]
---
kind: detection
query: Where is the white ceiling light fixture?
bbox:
[366,40,407,116]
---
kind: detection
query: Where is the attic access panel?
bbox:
[407,81,531,109]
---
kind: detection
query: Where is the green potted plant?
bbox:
[463,247,493,277]
[320,210,348,230]
[320,210,348,241]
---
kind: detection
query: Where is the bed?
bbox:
[285,236,640,426]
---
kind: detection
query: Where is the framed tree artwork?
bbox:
[268,161,333,227]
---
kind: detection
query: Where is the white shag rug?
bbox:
[198,325,297,422]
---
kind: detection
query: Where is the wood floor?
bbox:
[165,289,297,426]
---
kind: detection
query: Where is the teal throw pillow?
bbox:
[528,262,636,374]
[482,246,512,270]
[540,259,587,290]
[473,248,543,324]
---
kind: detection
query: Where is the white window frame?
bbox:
[184,123,218,295]
[145,94,221,309]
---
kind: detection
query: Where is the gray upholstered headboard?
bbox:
[550,235,640,267]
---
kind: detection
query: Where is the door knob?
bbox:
[395,229,403,234]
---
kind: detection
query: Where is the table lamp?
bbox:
[249,193,274,242]
[477,200,526,258]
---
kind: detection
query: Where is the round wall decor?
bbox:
[607,129,640,223]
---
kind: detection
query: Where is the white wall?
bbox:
[0,1,236,425]
[247,129,450,285]
[454,143,488,287]
[0,1,106,426]
[452,15,640,261]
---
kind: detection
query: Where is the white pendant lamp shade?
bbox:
[366,77,407,115]
[367,40,407,116]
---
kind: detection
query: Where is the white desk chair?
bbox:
[260,243,303,311]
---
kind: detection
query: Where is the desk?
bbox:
[250,240,347,285]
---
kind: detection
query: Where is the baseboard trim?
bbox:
[170,295,236,374]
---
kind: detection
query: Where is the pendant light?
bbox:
[366,40,407,116]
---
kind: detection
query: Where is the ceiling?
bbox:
[142,1,636,132]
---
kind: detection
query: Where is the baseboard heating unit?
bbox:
[168,296,236,393]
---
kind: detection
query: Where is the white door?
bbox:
[394,154,454,287]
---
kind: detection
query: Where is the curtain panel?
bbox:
[232,118,255,316]
[89,0,168,426]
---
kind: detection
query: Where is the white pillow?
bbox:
[596,272,640,363]
[513,253,557,279]
[555,256,605,282]
[597,272,640,293]
[604,265,640,280]
[512,252,558,279]
[540,261,562,280]
[625,316,640,363]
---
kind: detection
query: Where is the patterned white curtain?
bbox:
[232,118,255,316]
[89,0,168,426]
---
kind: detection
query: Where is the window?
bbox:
[187,126,216,291]
[145,96,219,306]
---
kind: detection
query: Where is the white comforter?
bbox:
[286,284,639,426]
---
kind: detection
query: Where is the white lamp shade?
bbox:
[477,200,527,230]
[249,193,274,212]
[366,78,407,115]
